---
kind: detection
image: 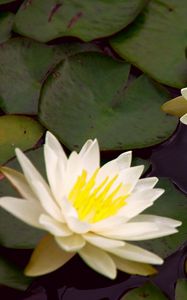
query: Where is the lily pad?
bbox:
[0,115,44,165]
[110,0,187,88]
[0,255,31,290]
[14,0,146,42]
[0,147,45,249]
[136,178,187,258]
[120,282,167,300]
[175,279,187,300]
[0,0,16,3]
[0,12,14,44]
[39,52,177,151]
[0,38,92,114]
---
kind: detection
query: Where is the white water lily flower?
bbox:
[0,132,181,279]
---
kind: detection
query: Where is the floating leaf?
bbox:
[162,96,187,117]
[136,179,187,258]
[39,52,177,151]
[110,0,187,88]
[0,147,45,249]
[120,282,167,300]
[175,279,187,300]
[0,115,44,165]
[0,0,16,4]
[0,38,95,114]
[0,255,31,290]
[14,0,146,42]
[0,12,14,44]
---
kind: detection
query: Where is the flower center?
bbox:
[68,169,128,223]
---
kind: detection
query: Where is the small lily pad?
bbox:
[14,0,146,42]
[136,178,187,258]
[120,282,167,299]
[39,52,177,151]
[0,12,14,44]
[0,115,44,165]
[110,0,187,88]
[0,147,45,249]
[175,279,187,300]
[0,255,31,290]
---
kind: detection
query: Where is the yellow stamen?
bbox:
[68,169,128,223]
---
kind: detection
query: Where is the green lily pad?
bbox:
[0,0,16,3]
[0,12,14,44]
[110,0,187,88]
[0,38,100,114]
[0,147,45,249]
[175,279,187,300]
[39,52,177,151]
[14,0,146,42]
[120,282,167,300]
[0,255,31,290]
[136,178,187,258]
[0,115,44,165]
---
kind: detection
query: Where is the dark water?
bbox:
[22,123,187,300]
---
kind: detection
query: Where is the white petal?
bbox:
[180,113,187,125]
[181,87,187,100]
[79,139,94,157]
[65,151,82,194]
[111,255,157,276]
[0,197,43,228]
[45,131,67,167]
[117,189,164,221]
[133,177,159,192]
[91,215,125,232]
[79,243,117,279]
[107,243,163,265]
[55,234,85,251]
[60,197,78,219]
[99,222,158,240]
[31,180,62,222]
[96,151,132,184]
[66,216,91,234]
[131,214,182,228]
[0,167,37,201]
[39,214,72,237]
[15,148,48,191]
[79,139,100,176]
[117,165,144,194]
[83,233,125,249]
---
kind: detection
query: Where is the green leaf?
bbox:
[0,147,45,249]
[175,279,187,300]
[136,178,187,258]
[0,255,31,290]
[0,115,44,165]
[14,0,146,42]
[0,0,16,4]
[39,52,177,151]
[110,0,187,88]
[0,12,14,44]
[0,38,93,114]
[120,282,167,300]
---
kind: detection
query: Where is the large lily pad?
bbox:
[0,115,44,165]
[0,255,31,290]
[110,0,187,88]
[39,52,177,151]
[0,12,14,44]
[136,179,187,258]
[0,147,45,249]
[14,0,146,42]
[0,0,16,3]
[0,38,92,114]
[120,282,167,300]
